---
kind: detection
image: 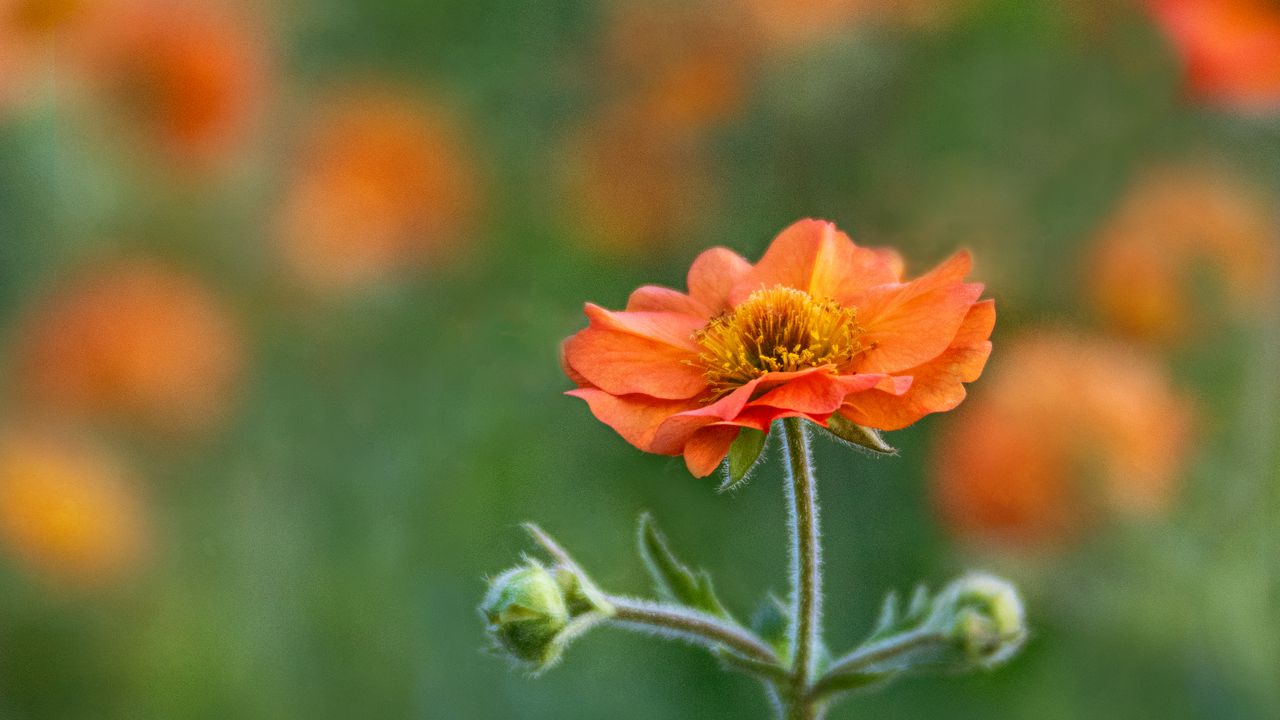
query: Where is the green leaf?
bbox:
[867,590,900,641]
[750,592,792,662]
[722,428,767,491]
[637,513,733,620]
[866,585,932,642]
[823,414,896,455]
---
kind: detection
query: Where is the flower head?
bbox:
[276,89,479,291]
[601,0,758,130]
[927,572,1027,670]
[561,105,718,255]
[1087,165,1275,344]
[0,0,106,114]
[85,0,268,171]
[562,219,993,477]
[1147,0,1280,111]
[0,427,148,587]
[12,259,245,435]
[932,332,1193,547]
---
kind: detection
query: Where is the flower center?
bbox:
[695,285,864,395]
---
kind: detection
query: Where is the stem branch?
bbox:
[607,596,779,664]
[807,629,943,701]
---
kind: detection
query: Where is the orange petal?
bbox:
[682,425,741,477]
[563,304,708,399]
[732,406,832,429]
[732,219,902,306]
[650,378,763,453]
[750,372,892,415]
[559,337,591,387]
[626,285,710,316]
[840,300,994,430]
[566,388,699,454]
[687,246,752,312]
[855,251,983,374]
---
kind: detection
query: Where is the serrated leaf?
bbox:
[905,584,931,623]
[824,414,896,455]
[867,590,900,640]
[722,428,767,491]
[866,586,934,643]
[637,513,732,619]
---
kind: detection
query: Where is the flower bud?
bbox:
[480,563,571,669]
[929,572,1026,669]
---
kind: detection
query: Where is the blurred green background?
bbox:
[1,0,1278,718]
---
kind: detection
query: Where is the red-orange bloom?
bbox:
[1147,0,1280,111]
[932,332,1193,547]
[12,259,245,434]
[86,0,269,170]
[562,219,993,477]
[561,105,718,255]
[276,90,479,291]
[1087,165,1275,344]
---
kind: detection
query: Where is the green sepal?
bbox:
[823,414,896,455]
[722,427,767,491]
[637,513,733,620]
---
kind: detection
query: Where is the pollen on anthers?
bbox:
[693,285,865,395]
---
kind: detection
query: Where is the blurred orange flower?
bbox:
[0,428,148,586]
[562,106,718,255]
[0,0,107,113]
[1087,166,1275,344]
[1147,0,1280,110]
[602,0,758,130]
[933,332,1193,547]
[13,260,244,434]
[85,0,268,170]
[563,219,993,476]
[276,91,479,291]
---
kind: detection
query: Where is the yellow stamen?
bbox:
[694,286,864,396]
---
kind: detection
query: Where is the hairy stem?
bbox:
[807,629,942,702]
[607,595,779,664]
[782,418,823,718]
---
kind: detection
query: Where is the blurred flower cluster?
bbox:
[932,160,1276,552]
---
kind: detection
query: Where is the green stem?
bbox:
[782,418,823,719]
[806,629,942,702]
[607,596,779,665]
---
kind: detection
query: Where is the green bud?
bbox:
[481,563,571,669]
[929,572,1027,669]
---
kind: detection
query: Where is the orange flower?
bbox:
[12,259,244,434]
[562,106,718,255]
[562,219,993,477]
[1087,166,1275,344]
[276,90,478,291]
[1147,0,1280,110]
[0,0,108,113]
[86,0,268,170]
[932,332,1193,546]
[601,0,758,130]
[0,428,148,586]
